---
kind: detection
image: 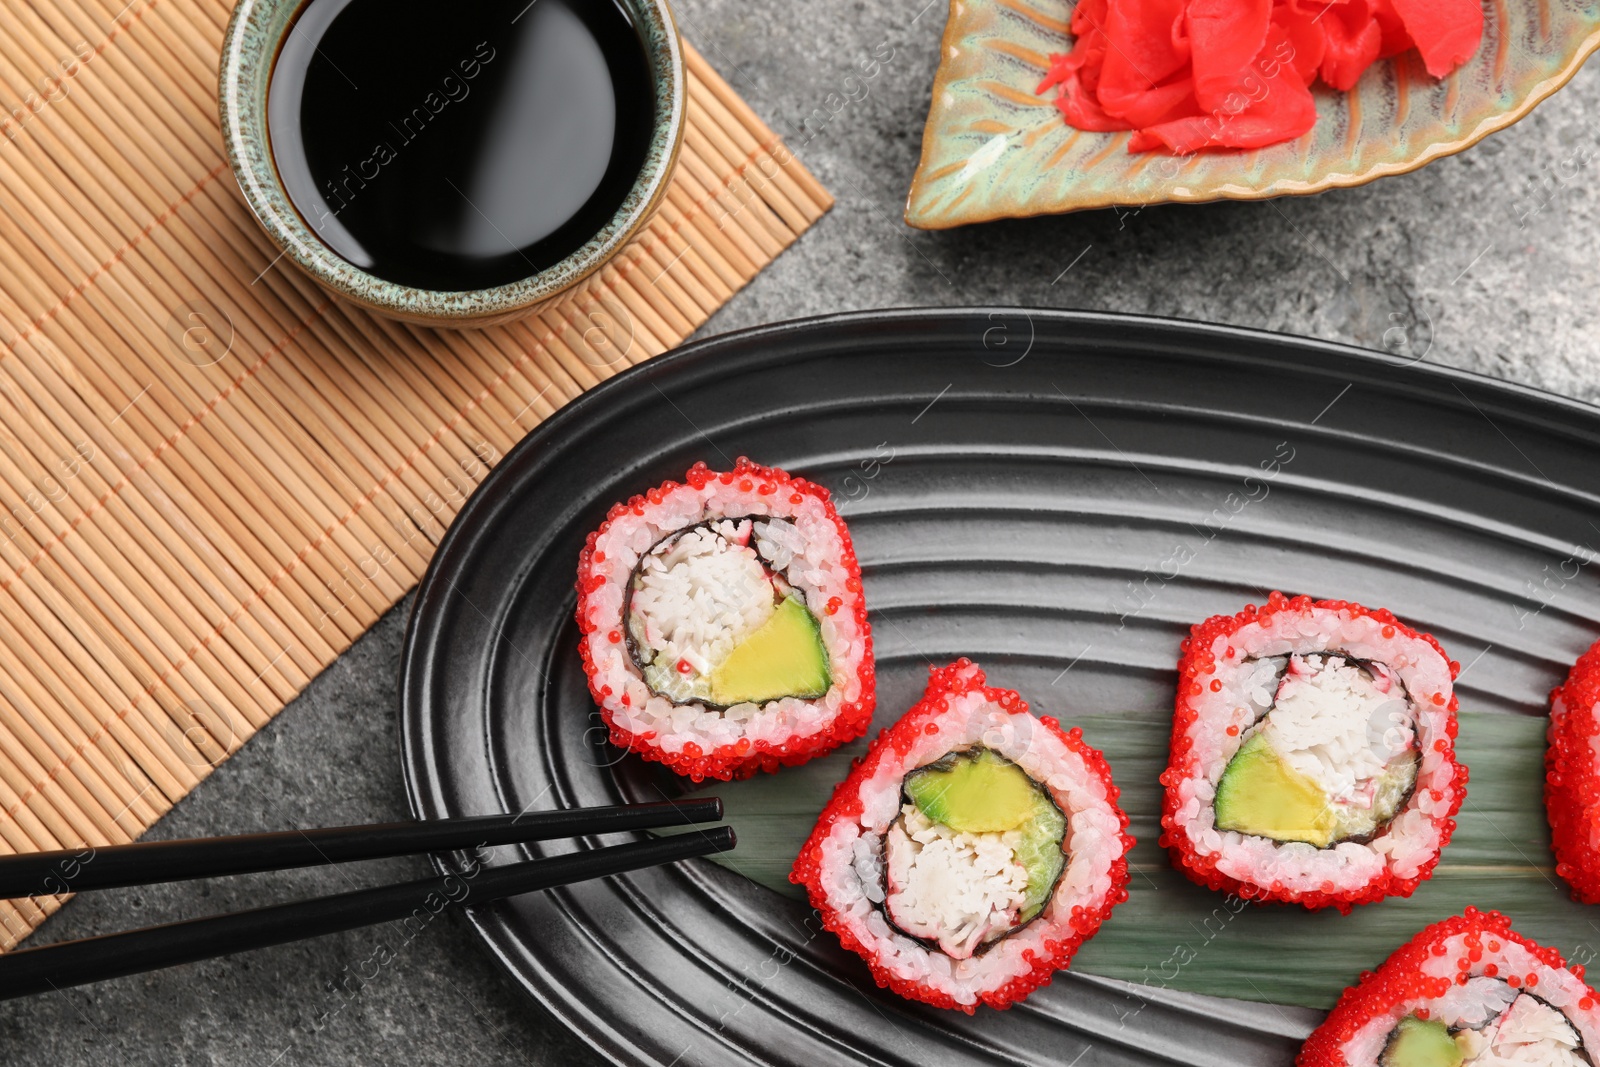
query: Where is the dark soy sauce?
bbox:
[268,0,654,291]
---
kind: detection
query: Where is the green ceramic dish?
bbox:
[906,0,1600,229]
[219,0,684,327]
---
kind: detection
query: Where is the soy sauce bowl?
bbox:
[218,0,684,328]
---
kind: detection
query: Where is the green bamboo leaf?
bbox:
[682,710,1591,1010]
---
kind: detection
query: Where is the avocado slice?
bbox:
[709,596,830,706]
[1214,731,1335,847]
[1380,1016,1464,1067]
[904,749,1067,920]
[905,748,1040,833]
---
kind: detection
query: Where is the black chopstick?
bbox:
[0,799,723,898]
[0,825,736,1001]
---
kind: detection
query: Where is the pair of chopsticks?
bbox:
[0,799,731,1001]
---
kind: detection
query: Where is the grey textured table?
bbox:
[1,1,1596,1062]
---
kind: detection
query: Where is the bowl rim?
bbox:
[217,0,685,325]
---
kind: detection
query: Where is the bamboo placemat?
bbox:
[0,0,830,948]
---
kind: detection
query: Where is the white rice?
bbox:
[883,803,1032,960]
[808,671,1125,1008]
[1170,603,1458,896]
[579,472,868,758]
[1450,993,1585,1065]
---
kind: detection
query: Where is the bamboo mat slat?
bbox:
[0,0,831,947]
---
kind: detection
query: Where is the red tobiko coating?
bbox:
[1298,910,1597,1066]
[1548,637,1600,904]
[1162,592,1466,912]
[790,659,1135,1014]
[1036,0,1481,154]
[574,458,876,782]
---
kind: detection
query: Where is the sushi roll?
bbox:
[1300,908,1599,1067]
[575,458,874,781]
[1162,592,1466,910]
[1548,638,1600,904]
[791,659,1132,1013]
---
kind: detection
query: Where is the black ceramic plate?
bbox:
[399,309,1600,1067]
